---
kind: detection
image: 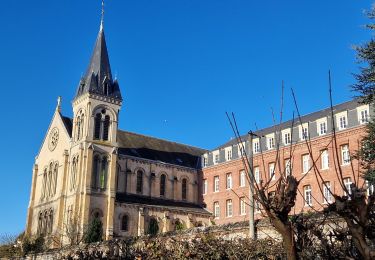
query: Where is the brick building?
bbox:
[201,100,373,225]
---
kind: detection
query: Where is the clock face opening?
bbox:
[48,127,59,151]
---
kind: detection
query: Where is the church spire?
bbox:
[74,1,122,101]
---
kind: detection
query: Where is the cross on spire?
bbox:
[100,0,105,31]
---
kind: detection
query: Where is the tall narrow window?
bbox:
[100,157,108,189]
[70,157,78,191]
[214,176,219,192]
[240,197,246,215]
[321,150,329,170]
[53,163,58,195]
[319,121,327,135]
[302,154,309,173]
[49,210,54,234]
[284,132,291,145]
[268,137,275,149]
[323,182,332,203]
[203,179,208,195]
[92,155,100,189]
[94,113,102,140]
[214,202,220,218]
[214,154,219,164]
[360,109,369,124]
[341,145,350,165]
[80,115,84,140]
[254,167,260,183]
[77,116,81,141]
[253,141,260,153]
[103,115,110,141]
[269,163,275,181]
[121,215,129,231]
[136,170,143,194]
[304,185,312,206]
[226,199,233,217]
[182,178,187,200]
[41,169,47,199]
[160,174,166,197]
[226,173,232,189]
[48,163,53,197]
[226,149,232,161]
[302,127,308,140]
[339,116,347,130]
[240,170,246,187]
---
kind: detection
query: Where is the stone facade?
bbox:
[25,21,211,246]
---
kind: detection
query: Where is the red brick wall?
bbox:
[202,125,367,225]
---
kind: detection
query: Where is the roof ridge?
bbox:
[118,129,208,152]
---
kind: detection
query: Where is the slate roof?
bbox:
[116,193,211,215]
[61,115,73,138]
[118,130,207,169]
[74,27,122,101]
[213,99,362,150]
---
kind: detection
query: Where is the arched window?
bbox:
[93,109,112,141]
[100,157,108,189]
[121,215,129,231]
[80,115,84,140]
[41,169,47,199]
[76,115,81,141]
[136,170,143,194]
[48,163,53,197]
[92,155,100,189]
[103,115,110,141]
[48,210,54,234]
[43,211,48,234]
[70,157,78,191]
[160,174,166,197]
[37,212,43,235]
[182,178,187,200]
[92,155,108,191]
[94,113,102,140]
[52,163,58,196]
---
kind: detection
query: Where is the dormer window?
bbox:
[336,111,348,131]
[93,109,111,141]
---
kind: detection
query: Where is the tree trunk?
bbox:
[270,216,297,260]
[346,218,375,260]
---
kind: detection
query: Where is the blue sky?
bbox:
[0,0,372,234]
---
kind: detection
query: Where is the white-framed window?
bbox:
[344,177,352,196]
[203,179,208,195]
[319,121,327,135]
[304,185,312,206]
[214,202,220,218]
[240,170,246,187]
[321,149,329,170]
[269,163,275,181]
[323,181,332,203]
[267,135,275,150]
[240,197,246,215]
[366,181,374,196]
[341,144,350,165]
[226,199,233,217]
[302,127,308,140]
[302,154,310,173]
[214,176,219,192]
[360,109,369,124]
[284,159,291,176]
[226,148,232,161]
[226,173,232,189]
[253,140,260,153]
[339,116,347,130]
[214,154,219,164]
[254,167,260,184]
[203,156,208,167]
[284,132,292,145]
[239,142,246,156]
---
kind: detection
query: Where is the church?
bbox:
[25,10,212,244]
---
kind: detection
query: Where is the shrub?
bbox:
[84,218,103,243]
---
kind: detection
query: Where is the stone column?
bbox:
[81,146,93,231]
[56,150,70,236]
[105,149,118,240]
[137,207,145,236]
[25,163,38,236]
